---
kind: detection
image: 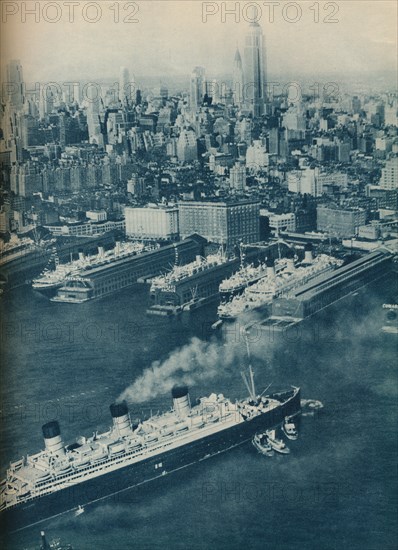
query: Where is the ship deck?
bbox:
[1,392,293,511]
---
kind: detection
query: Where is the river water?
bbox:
[0,279,397,550]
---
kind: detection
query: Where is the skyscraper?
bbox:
[119,66,135,106]
[39,86,54,120]
[86,85,104,147]
[6,60,25,111]
[243,22,267,116]
[232,49,244,107]
[190,67,205,112]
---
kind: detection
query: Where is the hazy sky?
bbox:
[1,1,397,82]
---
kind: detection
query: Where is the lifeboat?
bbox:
[109,442,125,455]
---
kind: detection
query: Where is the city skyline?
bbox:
[0,1,396,83]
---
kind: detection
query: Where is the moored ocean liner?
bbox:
[218,260,268,301]
[148,250,240,314]
[0,378,300,532]
[0,236,38,267]
[32,241,151,297]
[218,245,343,320]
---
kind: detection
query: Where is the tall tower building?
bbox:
[6,60,25,111]
[119,66,135,106]
[232,49,244,107]
[39,87,54,120]
[190,67,205,112]
[86,86,104,147]
[243,22,267,116]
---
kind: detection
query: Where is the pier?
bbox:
[252,249,393,330]
[51,238,204,303]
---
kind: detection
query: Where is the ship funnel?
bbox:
[304,243,313,263]
[172,386,191,417]
[98,246,105,257]
[110,401,131,437]
[286,249,295,270]
[42,420,65,456]
[78,251,85,261]
[115,242,121,256]
[266,258,275,277]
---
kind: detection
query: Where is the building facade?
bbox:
[125,206,179,241]
[317,206,367,237]
[243,22,267,116]
[178,199,260,248]
[379,156,398,190]
[177,129,197,163]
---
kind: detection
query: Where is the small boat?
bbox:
[282,417,298,440]
[252,433,274,457]
[266,430,290,454]
[75,505,85,516]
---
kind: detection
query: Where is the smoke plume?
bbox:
[118,336,242,404]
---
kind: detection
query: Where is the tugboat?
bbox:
[252,433,274,457]
[39,530,73,549]
[74,505,84,516]
[266,429,290,454]
[282,417,298,440]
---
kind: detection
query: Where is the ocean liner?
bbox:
[148,250,239,314]
[218,247,343,320]
[0,236,38,267]
[1,378,300,532]
[219,261,268,301]
[32,242,149,297]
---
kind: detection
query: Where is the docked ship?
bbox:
[218,246,343,320]
[48,238,204,304]
[0,235,52,290]
[32,242,148,297]
[0,377,300,532]
[0,236,38,267]
[148,251,240,315]
[219,261,268,301]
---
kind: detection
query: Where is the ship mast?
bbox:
[241,329,256,400]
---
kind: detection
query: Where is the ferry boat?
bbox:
[218,251,343,321]
[0,376,300,532]
[50,277,94,303]
[33,242,147,297]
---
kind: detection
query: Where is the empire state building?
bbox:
[243,22,267,116]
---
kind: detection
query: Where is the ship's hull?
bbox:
[1,388,300,533]
[219,273,267,302]
[32,283,64,297]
